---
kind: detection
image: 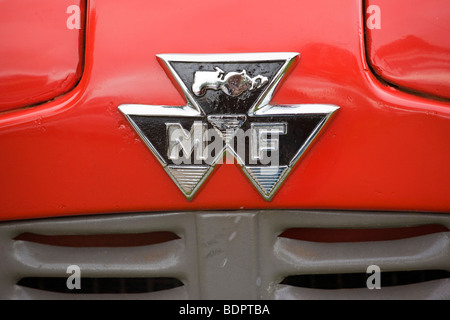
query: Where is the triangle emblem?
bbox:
[166,165,211,198]
[243,166,290,200]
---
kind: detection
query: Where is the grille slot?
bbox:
[280,270,450,289]
[278,224,449,243]
[0,212,198,299]
[17,277,184,294]
[14,231,180,247]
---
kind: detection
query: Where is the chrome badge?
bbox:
[119,53,339,200]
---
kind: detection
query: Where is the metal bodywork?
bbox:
[0,0,450,300]
[366,0,450,100]
[1,0,450,219]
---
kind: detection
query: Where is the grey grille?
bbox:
[0,210,449,299]
[0,212,197,299]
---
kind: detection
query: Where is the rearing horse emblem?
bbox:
[192,67,269,97]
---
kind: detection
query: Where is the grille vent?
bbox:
[0,212,197,299]
[265,211,450,300]
[0,210,449,299]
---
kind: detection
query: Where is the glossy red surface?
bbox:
[1,0,450,221]
[0,0,84,112]
[366,0,450,100]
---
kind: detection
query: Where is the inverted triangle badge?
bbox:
[207,115,246,144]
[119,53,339,200]
[166,165,212,197]
[243,166,290,199]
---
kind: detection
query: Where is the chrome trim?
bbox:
[254,104,340,116]
[118,112,168,166]
[157,52,299,63]
[118,104,201,117]
[247,53,299,116]
[166,165,213,199]
[289,109,338,167]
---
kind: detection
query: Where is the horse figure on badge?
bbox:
[192,67,268,97]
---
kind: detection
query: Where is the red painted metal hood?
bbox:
[1,0,450,221]
[365,0,450,100]
[0,0,84,112]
